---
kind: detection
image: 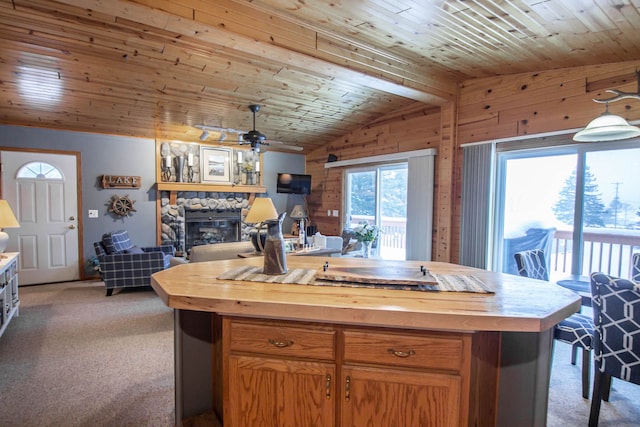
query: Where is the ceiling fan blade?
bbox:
[267,140,303,151]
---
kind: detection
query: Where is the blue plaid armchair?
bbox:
[93,230,174,296]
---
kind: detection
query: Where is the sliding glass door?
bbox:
[345,163,408,260]
[494,141,640,279]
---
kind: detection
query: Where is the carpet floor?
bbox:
[0,281,174,426]
[0,280,638,426]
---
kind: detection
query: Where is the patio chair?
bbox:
[515,249,594,399]
[632,252,640,282]
[93,230,174,296]
[503,227,556,276]
[588,273,640,426]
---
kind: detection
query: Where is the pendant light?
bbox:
[573,70,640,142]
[573,102,640,142]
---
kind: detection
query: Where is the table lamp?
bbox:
[289,204,307,245]
[244,197,278,253]
[0,200,20,254]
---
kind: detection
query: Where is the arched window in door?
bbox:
[16,161,63,180]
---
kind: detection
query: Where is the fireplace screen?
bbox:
[185,210,241,252]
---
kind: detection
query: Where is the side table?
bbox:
[557,275,591,307]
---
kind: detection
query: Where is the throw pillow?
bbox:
[124,245,144,254]
[110,230,133,253]
[101,232,116,254]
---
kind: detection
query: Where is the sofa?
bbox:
[189,241,255,263]
[169,241,255,266]
[93,230,175,296]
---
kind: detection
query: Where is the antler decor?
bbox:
[593,70,640,103]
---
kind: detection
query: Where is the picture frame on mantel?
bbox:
[201,146,232,184]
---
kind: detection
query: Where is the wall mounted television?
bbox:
[277,173,311,195]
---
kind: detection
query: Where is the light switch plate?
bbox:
[332,210,339,217]
[88,209,99,218]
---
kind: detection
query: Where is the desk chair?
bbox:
[588,273,640,426]
[515,249,594,398]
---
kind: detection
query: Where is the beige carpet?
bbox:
[0,281,174,426]
[0,281,638,426]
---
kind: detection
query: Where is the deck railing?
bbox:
[551,228,640,278]
[352,217,640,278]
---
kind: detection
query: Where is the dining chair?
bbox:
[514,249,594,399]
[588,273,640,426]
[632,252,640,282]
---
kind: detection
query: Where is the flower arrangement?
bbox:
[353,221,380,242]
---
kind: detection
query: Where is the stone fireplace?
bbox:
[160,191,253,255]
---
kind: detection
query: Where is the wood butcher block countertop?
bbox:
[151,256,581,333]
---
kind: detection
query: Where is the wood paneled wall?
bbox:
[457,60,640,145]
[307,59,640,263]
[305,103,443,242]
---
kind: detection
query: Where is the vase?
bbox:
[175,156,185,182]
[263,212,287,275]
[362,240,373,258]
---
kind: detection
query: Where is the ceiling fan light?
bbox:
[573,111,640,142]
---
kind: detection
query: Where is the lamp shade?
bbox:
[289,204,307,220]
[0,200,20,254]
[573,111,640,142]
[244,197,278,224]
[0,200,19,229]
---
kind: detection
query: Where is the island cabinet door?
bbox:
[339,365,461,427]
[226,355,336,427]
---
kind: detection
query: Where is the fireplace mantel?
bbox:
[156,182,266,193]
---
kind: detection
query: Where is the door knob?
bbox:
[68,224,76,229]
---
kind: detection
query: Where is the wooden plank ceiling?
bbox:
[0,0,639,152]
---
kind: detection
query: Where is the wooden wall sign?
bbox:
[101,175,141,188]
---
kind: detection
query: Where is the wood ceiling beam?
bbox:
[54,0,455,105]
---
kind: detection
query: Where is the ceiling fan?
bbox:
[195,105,303,152]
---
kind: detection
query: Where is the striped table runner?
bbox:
[217,266,493,294]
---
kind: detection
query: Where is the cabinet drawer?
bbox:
[229,320,336,360]
[343,329,465,371]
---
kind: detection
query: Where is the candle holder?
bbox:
[161,157,173,182]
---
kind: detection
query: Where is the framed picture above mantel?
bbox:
[201,146,232,184]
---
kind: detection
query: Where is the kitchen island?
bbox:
[151,256,581,427]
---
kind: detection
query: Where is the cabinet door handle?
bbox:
[387,348,416,358]
[345,375,351,401]
[268,338,294,348]
[325,374,332,399]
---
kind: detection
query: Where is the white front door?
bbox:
[1,151,80,284]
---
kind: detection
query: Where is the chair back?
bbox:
[590,272,640,385]
[503,227,556,276]
[514,249,549,281]
[632,253,640,282]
